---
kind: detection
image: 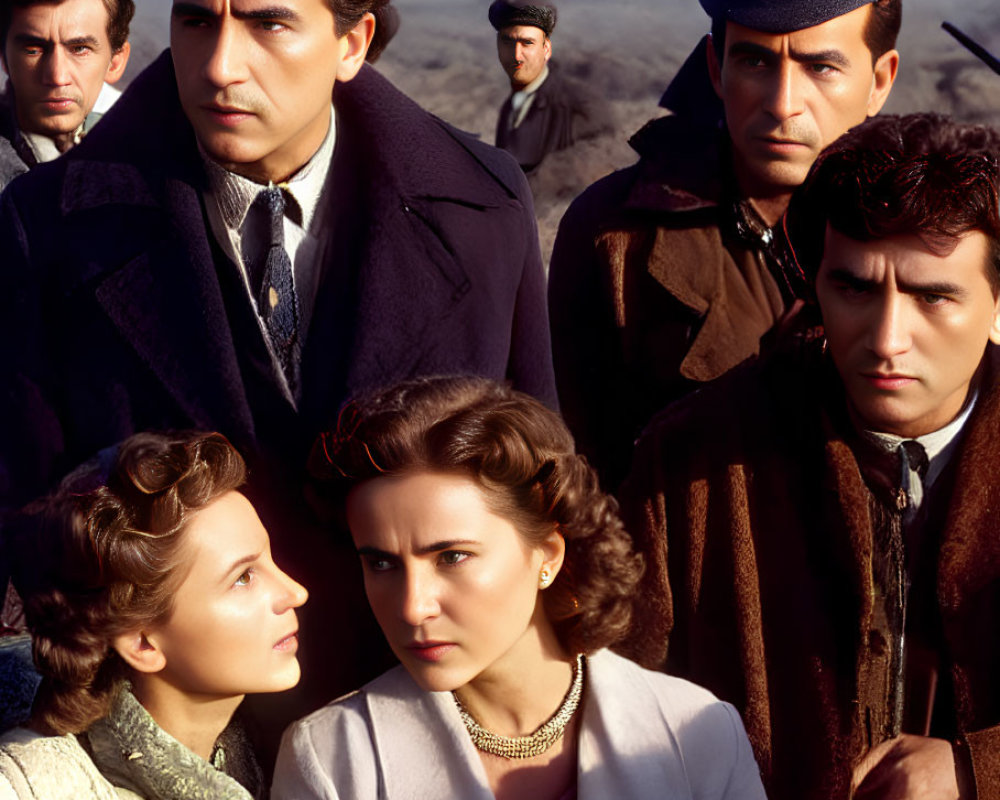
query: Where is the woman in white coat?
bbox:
[274,376,767,800]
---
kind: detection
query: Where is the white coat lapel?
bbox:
[578,651,693,800]
[365,668,494,800]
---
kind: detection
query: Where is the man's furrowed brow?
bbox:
[500,32,536,44]
[172,2,300,22]
[897,278,967,298]
[12,33,51,46]
[233,5,301,22]
[788,47,850,68]
[64,35,101,48]
[356,546,396,561]
[824,267,874,288]
[229,3,299,22]
[172,3,216,20]
[727,40,851,69]
[726,41,777,62]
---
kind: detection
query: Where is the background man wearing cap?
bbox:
[548,0,900,487]
[0,0,133,190]
[489,0,590,173]
[620,113,1000,799]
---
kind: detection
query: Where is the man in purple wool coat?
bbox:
[0,0,555,745]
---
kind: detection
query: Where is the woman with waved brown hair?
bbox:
[0,431,307,800]
[273,376,765,800]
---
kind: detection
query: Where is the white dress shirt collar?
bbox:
[201,105,336,238]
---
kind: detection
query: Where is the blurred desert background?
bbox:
[128,0,1000,260]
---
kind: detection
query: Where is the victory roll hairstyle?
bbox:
[7,431,246,734]
[312,376,644,655]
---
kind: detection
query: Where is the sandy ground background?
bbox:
[128,0,1000,262]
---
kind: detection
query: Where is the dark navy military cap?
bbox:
[699,0,875,33]
[488,0,557,36]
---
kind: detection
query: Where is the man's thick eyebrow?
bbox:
[500,32,536,44]
[825,266,966,297]
[172,3,300,21]
[790,47,850,68]
[12,32,103,50]
[172,3,215,19]
[897,278,966,296]
[824,266,874,287]
[727,40,850,68]
[357,546,395,561]
[233,6,300,22]
[11,33,52,47]
[64,35,101,48]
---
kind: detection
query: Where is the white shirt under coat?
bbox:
[201,106,336,406]
[21,82,121,163]
[862,390,977,517]
[507,64,549,130]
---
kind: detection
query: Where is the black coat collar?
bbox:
[33,49,523,437]
[57,50,521,215]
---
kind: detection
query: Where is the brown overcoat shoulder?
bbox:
[548,116,785,489]
[617,343,1000,799]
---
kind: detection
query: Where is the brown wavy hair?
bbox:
[310,376,644,655]
[7,431,246,735]
[786,113,1000,294]
[331,0,399,63]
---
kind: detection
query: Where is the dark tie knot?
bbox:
[255,185,303,241]
[256,186,285,242]
[899,440,929,480]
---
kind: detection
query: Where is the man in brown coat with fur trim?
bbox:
[620,113,1000,799]
[548,0,901,488]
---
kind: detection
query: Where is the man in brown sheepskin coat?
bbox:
[620,113,1000,800]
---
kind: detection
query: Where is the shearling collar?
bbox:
[84,686,262,800]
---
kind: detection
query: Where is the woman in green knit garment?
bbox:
[0,431,307,799]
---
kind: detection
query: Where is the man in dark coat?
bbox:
[619,114,1000,799]
[489,0,588,173]
[0,0,555,739]
[548,0,900,487]
[0,0,133,190]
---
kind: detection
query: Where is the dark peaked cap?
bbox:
[699,0,874,33]
[488,0,557,35]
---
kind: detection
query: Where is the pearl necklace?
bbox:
[453,654,585,760]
